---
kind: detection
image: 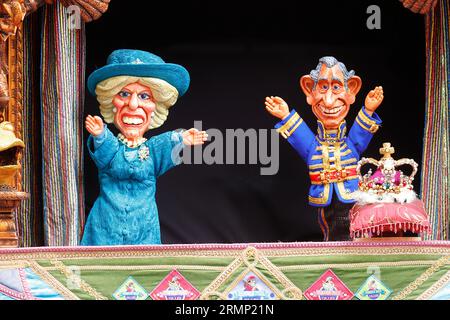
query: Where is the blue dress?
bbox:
[81,126,183,246]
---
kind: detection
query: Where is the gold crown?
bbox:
[357,143,418,195]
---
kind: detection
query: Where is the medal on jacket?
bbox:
[138,145,150,161]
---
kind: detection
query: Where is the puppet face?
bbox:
[300,64,361,130]
[112,82,156,140]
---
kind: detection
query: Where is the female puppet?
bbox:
[81,49,207,246]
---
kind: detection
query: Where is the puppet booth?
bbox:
[0,0,449,301]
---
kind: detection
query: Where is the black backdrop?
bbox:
[83,0,425,243]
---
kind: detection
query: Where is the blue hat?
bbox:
[87,49,190,96]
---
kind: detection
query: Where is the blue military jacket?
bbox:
[275,107,382,207]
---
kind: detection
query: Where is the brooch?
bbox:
[138,145,149,161]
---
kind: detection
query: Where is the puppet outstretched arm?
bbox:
[266,96,315,162]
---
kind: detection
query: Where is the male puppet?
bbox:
[265,56,384,241]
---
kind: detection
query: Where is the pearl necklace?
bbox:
[118,133,147,148]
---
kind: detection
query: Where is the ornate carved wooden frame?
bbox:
[1,29,24,190]
[0,0,111,191]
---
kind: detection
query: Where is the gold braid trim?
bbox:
[276,112,299,133]
[28,261,80,300]
[0,260,79,300]
[265,247,450,257]
[358,109,377,126]
[0,251,243,260]
[356,110,380,133]
[416,270,450,300]
[200,257,243,299]
[200,246,302,300]
[276,113,301,138]
[339,158,358,165]
[308,183,330,205]
[334,141,342,171]
[312,149,352,161]
[336,181,355,200]
[310,176,358,185]
[309,165,357,175]
[391,255,450,300]
[50,260,108,300]
[257,254,303,300]
[1,246,450,261]
[288,118,302,136]
[44,264,225,272]
[309,163,325,170]
[0,260,29,269]
[355,117,369,131]
[278,260,444,271]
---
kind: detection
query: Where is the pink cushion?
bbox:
[350,200,430,238]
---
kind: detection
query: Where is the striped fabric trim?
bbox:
[16,15,40,247]
[421,0,450,240]
[41,3,86,246]
[16,16,44,247]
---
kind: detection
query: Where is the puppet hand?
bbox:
[365,86,384,114]
[85,115,104,137]
[265,96,290,120]
[182,128,208,146]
